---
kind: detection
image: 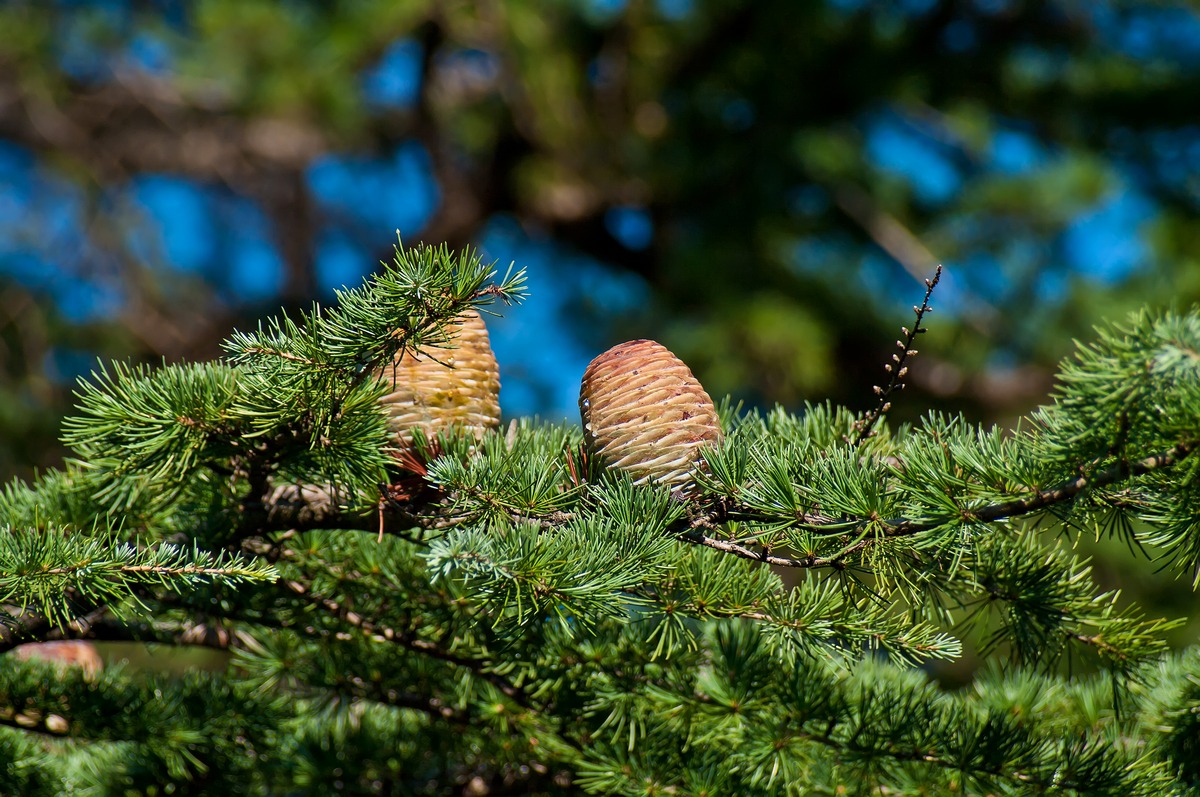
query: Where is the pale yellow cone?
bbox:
[378,310,501,447]
[579,339,722,487]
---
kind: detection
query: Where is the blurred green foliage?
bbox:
[1,2,1197,438]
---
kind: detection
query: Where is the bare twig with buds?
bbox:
[850,265,942,446]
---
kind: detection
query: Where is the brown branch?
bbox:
[7,615,474,731]
[692,440,1197,568]
[0,603,105,654]
[0,612,48,654]
[783,727,1079,792]
[4,601,256,656]
[238,347,323,365]
[279,578,534,707]
[1071,632,1127,662]
[833,184,999,335]
[896,441,1195,531]
[834,184,940,284]
[15,593,502,725]
[243,438,1196,570]
[675,529,842,569]
[0,67,328,185]
[342,678,471,725]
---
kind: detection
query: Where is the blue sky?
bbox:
[0,0,1196,421]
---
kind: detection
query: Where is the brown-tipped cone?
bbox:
[579,339,722,487]
[378,310,501,447]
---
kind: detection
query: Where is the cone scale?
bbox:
[579,339,722,487]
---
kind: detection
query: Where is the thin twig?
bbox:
[852,265,942,446]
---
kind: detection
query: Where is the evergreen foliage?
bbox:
[4,242,1200,795]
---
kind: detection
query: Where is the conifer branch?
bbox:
[681,438,1198,567]
[787,726,1100,793]
[37,611,241,651]
[885,440,1197,536]
[246,436,1196,571]
[279,578,534,706]
[735,610,957,659]
[34,562,269,579]
[0,532,277,630]
[351,684,472,725]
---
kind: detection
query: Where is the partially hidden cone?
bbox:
[378,310,501,448]
[580,339,722,488]
[12,641,103,679]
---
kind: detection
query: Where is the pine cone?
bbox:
[12,641,103,679]
[579,339,722,487]
[378,310,501,447]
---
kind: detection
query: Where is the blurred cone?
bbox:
[12,641,103,679]
[378,310,501,448]
[579,339,722,487]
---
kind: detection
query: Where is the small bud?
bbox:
[898,367,908,378]
[873,385,883,395]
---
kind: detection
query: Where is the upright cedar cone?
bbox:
[579,339,722,487]
[378,310,501,447]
